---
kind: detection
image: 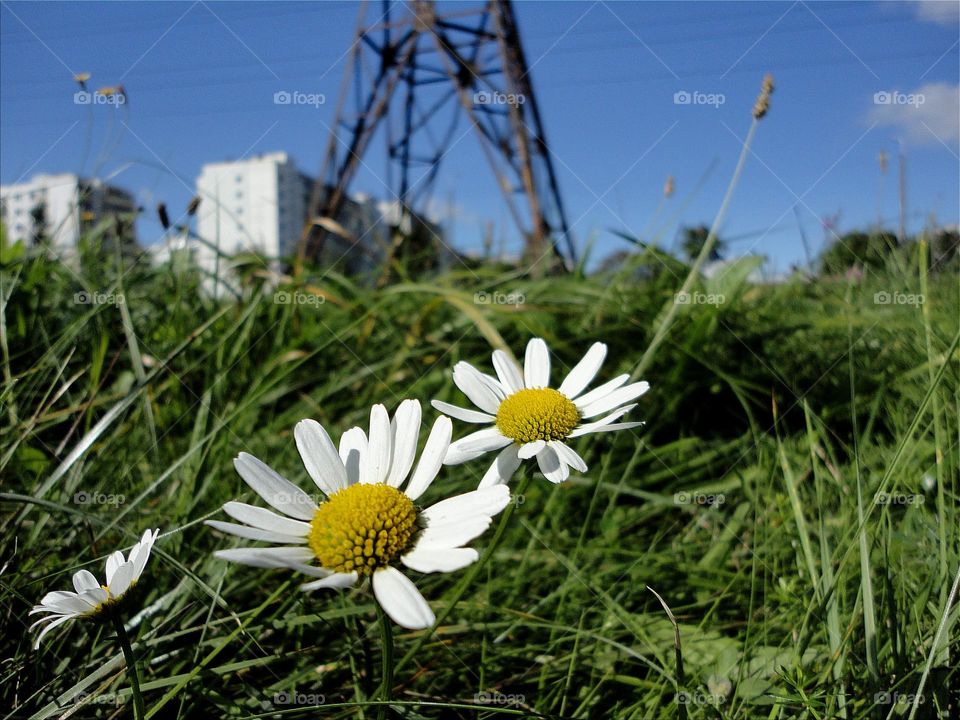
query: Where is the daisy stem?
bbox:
[375,602,394,719]
[394,471,532,675]
[111,612,146,720]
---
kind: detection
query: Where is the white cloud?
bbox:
[868,82,960,147]
[911,1,960,26]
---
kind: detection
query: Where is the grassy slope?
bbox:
[1,243,957,719]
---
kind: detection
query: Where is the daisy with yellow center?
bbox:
[433,338,649,485]
[208,400,511,629]
[29,529,160,648]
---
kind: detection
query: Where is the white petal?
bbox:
[361,404,392,484]
[338,427,367,486]
[573,374,630,409]
[222,501,311,537]
[386,399,421,487]
[452,362,503,414]
[558,342,607,399]
[570,421,644,437]
[524,338,550,388]
[402,547,478,573]
[205,520,307,545]
[491,350,524,393]
[295,419,349,495]
[214,546,316,569]
[429,399,495,424]
[79,587,109,608]
[33,614,76,649]
[478,444,522,488]
[39,592,95,616]
[416,515,492,549]
[536,445,568,483]
[549,441,587,472]
[517,440,545,459]
[422,486,511,524]
[129,529,159,581]
[405,416,452,501]
[234,453,318,521]
[105,551,125,586]
[300,572,358,591]
[443,427,511,465]
[568,405,637,437]
[72,569,99,594]
[580,382,649,418]
[108,562,136,599]
[372,567,435,629]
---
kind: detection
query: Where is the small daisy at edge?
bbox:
[29,529,160,649]
[207,399,511,630]
[432,338,649,486]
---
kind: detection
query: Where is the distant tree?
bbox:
[819,230,898,275]
[680,225,725,262]
[929,228,959,272]
[29,202,49,247]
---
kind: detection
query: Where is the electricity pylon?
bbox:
[304,0,574,270]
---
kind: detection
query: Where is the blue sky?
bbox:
[2,0,958,273]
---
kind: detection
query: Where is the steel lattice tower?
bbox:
[304,0,575,269]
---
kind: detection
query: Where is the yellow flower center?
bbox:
[495,388,580,444]
[308,483,419,576]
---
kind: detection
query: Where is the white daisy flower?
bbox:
[432,338,649,486]
[208,399,511,630]
[29,529,160,649]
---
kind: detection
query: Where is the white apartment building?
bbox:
[196,152,311,260]
[1,173,135,248]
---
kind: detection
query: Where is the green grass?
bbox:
[1,235,957,719]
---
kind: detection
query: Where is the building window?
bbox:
[235,174,242,183]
